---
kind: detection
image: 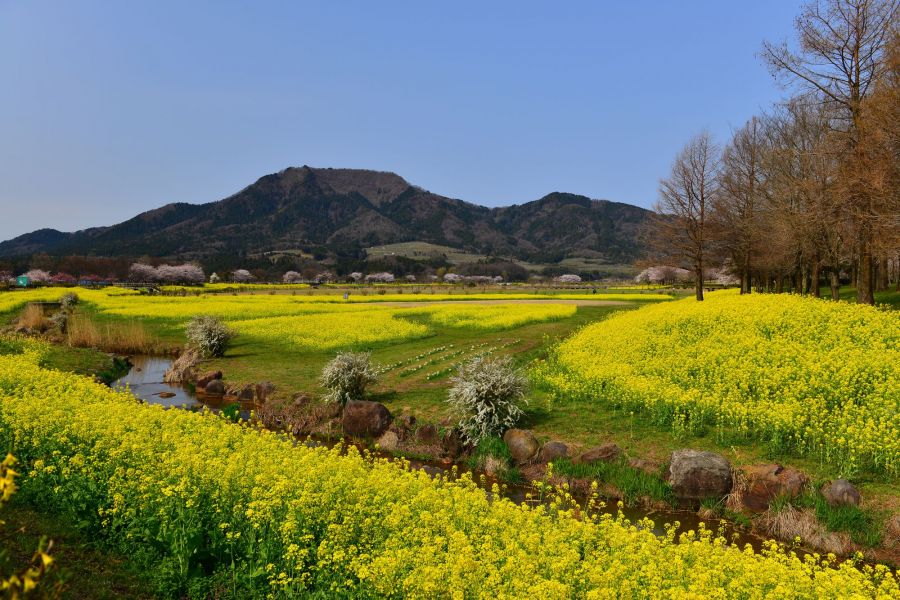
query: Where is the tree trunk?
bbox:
[877,257,888,291]
[896,255,900,293]
[810,258,821,298]
[695,267,704,301]
[776,273,784,294]
[857,244,875,305]
[829,270,840,300]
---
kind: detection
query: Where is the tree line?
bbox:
[653,0,899,303]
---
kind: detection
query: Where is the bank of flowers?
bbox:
[535,291,900,477]
[0,340,896,597]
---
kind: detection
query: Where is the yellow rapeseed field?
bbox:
[535,291,900,477]
[231,311,432,351]
[400,303,577,330]
[0,340,897,597]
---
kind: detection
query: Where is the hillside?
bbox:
[0,166,651,264]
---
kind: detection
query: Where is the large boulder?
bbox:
[577,443,622,465]
[503,429,540,465]
[821,479,861,507]
[342,400,392,438]
[736,464,808,512]
[195,370,223,389]
[666,450,732,502]
[204,379,226,397]
[540,441,569,463]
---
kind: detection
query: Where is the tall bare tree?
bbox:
[715,117,767,294]
[654,132,720,301]
[762,0,899,304]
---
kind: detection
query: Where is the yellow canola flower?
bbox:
[536,291,900,477]
[0,344,897,597]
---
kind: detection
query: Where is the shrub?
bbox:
[282,270,303,284]
[321,352,378,405]
[185,315,234,358]
[48,311,68,333]
[447,355,527,445]
[59,292,79,309]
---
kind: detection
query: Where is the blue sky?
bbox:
[0,0,803,241]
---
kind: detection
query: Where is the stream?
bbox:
[111,355,792,555]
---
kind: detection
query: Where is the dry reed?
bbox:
[67,312,160,354]
[18,304,48,331]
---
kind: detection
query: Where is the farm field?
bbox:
[0,339,898,598]
[1,285,899,597]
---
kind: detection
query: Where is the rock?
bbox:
[578,443,622,465]
[195,370,223,389]
[503,429,540,465]
[540,441,569,463]
[255,382,275,402]
[157,391,176,399]
[821,479,861,507]
[737,464,808,512]
[237,385,255,401]
[376,431,400,452]
[442,428,463,459]
[666,449,732,502]
[342,400,392,438]
[415,424,439,445]
[164,348,200,384]
[204,379,226,396]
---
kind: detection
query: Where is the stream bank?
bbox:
[111,354,822,561]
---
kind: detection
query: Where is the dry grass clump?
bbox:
[17,304,48,331]
[66,313,159,354]
[756,504,853,555]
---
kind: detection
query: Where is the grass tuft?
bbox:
[551,457,674,505]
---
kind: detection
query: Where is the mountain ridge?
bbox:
[0,166,650,264]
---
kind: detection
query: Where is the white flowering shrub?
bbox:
[129,263,158,282]
[364,272,395,283]
[157,264,205,284]
[635,266,691,285]
[231,269,255,283]
[321,352,378,405]
[129,263,204,284]
[447,356,528,445]
[22,269,51,283]
[282,271,303,283]
[59,293,79,309]
[348,272,363,282]
[443,273,463,283]
[553,274,582,283]
[209,272,221,284]
[185,315,234,358]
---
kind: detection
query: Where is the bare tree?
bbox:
[762,0,899,304]
[654,132,720,301]
[715,117,767,294]
[763,99,847,298]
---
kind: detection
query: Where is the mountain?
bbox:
[0,166,650,264]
